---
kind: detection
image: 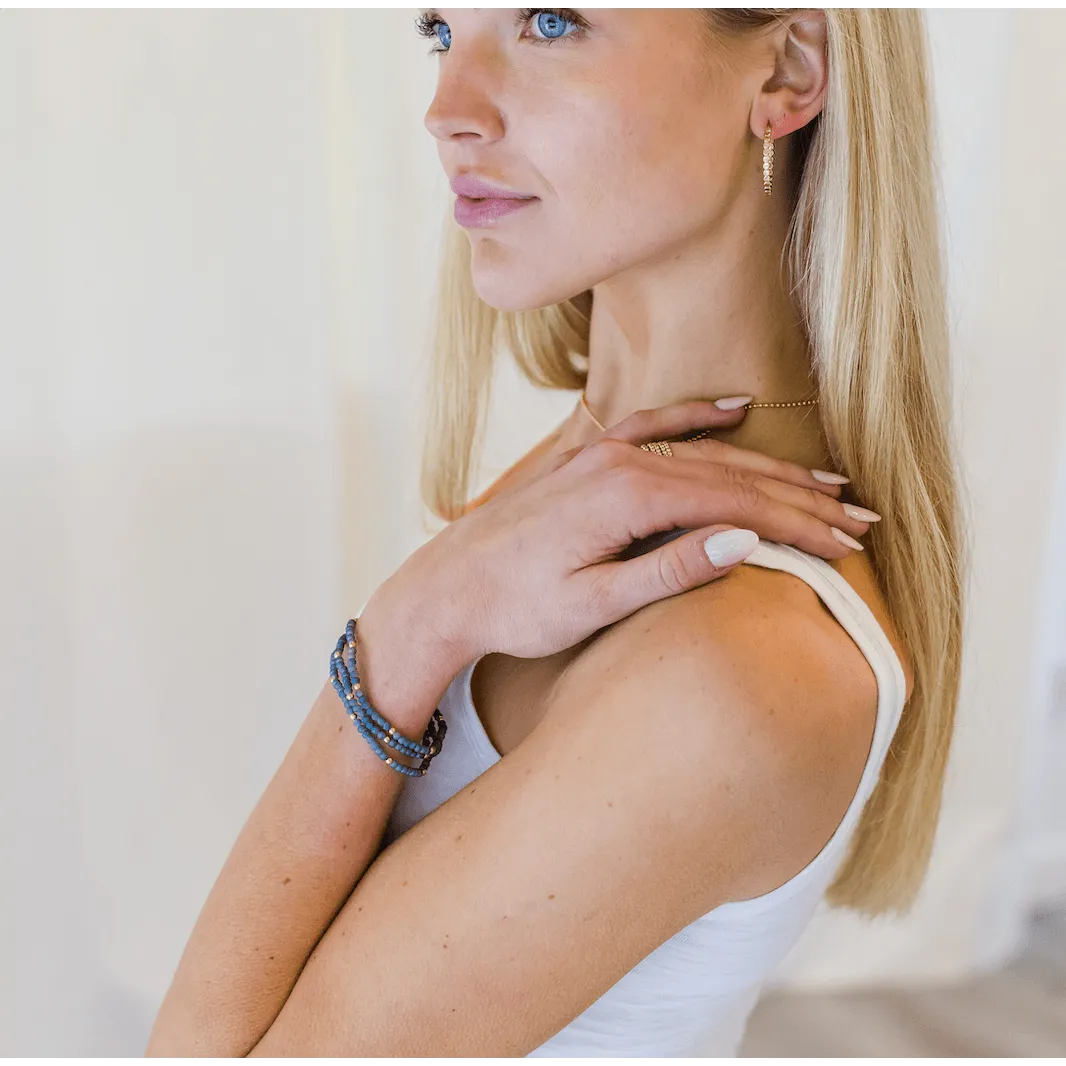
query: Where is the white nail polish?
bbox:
[704,528,760,567]
[842,503,881,522]
[811,469,850,484]
[714,395,754,410]
[831,526,864,551]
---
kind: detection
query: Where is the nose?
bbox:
[423,51,506,146]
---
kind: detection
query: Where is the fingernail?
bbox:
[831,526,865,551]
[842,503,881,522]
[704,528,760,567]
[811,469,850,484]
[714,395,754,410]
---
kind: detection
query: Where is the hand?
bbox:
[398,400,878,662]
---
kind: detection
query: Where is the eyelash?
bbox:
[413,8,589,56]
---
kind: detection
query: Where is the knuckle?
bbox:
[805,484,832,513]
[632,407,657,435]
[724,465,762,514]
[607,458,649,504]
[582,435,632,469]
[656,544,699,595]
[693,436,726,459]
[616,407,654,435]
[583,572,616,619]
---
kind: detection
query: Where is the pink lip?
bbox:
[449,173,540,227]
[450,173,536,199]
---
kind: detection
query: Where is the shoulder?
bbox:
[244,555,888,1056]
[541,560,881,903]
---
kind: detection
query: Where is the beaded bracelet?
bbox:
[328,618,447,777]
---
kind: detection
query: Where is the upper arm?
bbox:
[248,572,878,1056]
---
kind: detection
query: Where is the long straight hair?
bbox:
[417,9,968,917]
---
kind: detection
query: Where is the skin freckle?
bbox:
[282,877,291,885]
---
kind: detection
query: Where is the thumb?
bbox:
[604,525,761,619]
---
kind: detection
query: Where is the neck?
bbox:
[557,182,833,472]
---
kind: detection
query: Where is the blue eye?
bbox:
[415,8,584,55]
[414,10,451,54]
[529,10,572,40]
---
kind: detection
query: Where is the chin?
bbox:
[470,265,595,315]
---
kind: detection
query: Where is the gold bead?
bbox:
[386,757,393,765]
[354,683,361,692]
[763,122,774,196]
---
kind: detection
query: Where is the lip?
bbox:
[448,173,540,229]
[450,173,536,200]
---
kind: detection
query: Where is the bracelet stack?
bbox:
[329,617,447,777]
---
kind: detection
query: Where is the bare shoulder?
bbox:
[243,547,901,1055]
[542,558,885,903]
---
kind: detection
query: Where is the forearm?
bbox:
[145,579,469,1056]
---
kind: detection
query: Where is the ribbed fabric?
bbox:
[379,537,908,1056]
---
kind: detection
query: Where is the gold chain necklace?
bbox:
[579,391,819,443]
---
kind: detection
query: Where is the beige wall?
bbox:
[1,8,1063,1053]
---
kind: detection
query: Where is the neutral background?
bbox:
[2,7,1064,1056]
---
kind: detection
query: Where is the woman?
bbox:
[148,8,965,1057]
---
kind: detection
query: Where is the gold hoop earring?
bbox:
[763,120,774,196]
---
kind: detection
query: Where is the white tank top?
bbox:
[376,537,908,1056]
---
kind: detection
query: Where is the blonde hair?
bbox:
[418,9,969,917]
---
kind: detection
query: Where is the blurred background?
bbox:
[2,6,1065,1056]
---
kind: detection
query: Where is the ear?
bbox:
[749,10,828,142]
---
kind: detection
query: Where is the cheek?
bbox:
[537,94,726,258]
[466,59,734,308]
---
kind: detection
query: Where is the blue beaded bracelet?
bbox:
[328,617,447,777]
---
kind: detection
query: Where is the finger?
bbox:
[591,524,761,622]
[669,435,848,498]
[654,457,875,537]
[609,459,869,559]
[746,474,880,535]
[615,449,874,537]
[599,400,748,444]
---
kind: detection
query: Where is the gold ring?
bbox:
[639,440,674,457]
